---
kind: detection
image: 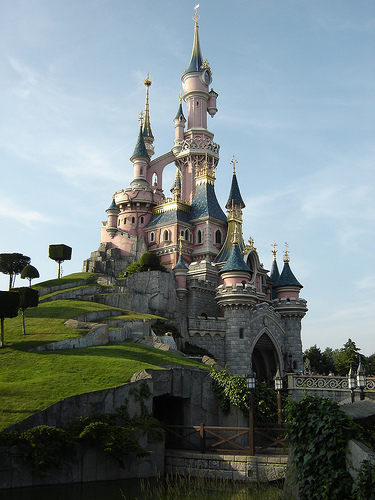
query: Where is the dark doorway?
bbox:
[252,333,280,384]
[153,395,185,448]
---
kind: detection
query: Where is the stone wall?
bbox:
[165,450,287,482]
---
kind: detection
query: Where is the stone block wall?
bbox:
[165,450,287,482]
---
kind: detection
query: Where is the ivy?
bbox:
[0,385,164,477]
[352,460,375,499]
[285,395,357,499]
[209,368,278,423]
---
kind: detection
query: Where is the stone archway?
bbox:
[252,331,282,383]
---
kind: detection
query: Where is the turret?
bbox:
[274,243,302,300]
[105,198,119,238]
[181,6,216,132]
[130,126,149,190]
[172,92,186,156]
[173,236,188,300]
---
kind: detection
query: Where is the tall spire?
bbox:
[143,73,153,140]
[186,5,204,74]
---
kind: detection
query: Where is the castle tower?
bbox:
[105,198,119,238]
[142,73,154,158]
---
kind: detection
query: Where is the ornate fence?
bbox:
[288,374,375,394]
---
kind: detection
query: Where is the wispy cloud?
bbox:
[0,199,50,228]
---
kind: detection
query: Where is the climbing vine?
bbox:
[209,368,278,423]
[285,395,357,499]
[0,381,164,477]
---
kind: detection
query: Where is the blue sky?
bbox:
[0,1,374,356]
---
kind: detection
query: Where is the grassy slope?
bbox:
[0,275,205,430]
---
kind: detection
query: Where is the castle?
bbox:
[83,8,307,378]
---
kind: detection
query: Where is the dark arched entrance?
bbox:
[252,332,280,383]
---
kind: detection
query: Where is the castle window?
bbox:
[152,173,158,186]
[140,216,144,224]
[132,217,135,224]
[150,232,155,243]
[239,328,244,339]
[140,168,143,176]
[185,229,189,241]
[197,229,202,244]
[215,229,222,245]
[163,229,169,241]
[124,218,126,224]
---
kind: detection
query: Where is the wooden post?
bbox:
[200,423,206,454]
[277,391,282,425]
[249,392,254,456]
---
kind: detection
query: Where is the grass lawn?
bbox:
[0,341,205,430]
[0,297,205,430]
[32,272,98,290]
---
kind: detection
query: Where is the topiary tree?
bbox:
[139,252,162,271]
[18,287,39,335]
[0,253,31,290]
[20,265,40,287]
[48,244,72,279]
[0,291,20,347]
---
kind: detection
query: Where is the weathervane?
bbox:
[138,110,144,126]
[271,240,278,261]
[284,242,290,263]
[193,4,200,24]
[231,155,238,174]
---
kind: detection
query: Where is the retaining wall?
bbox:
[165,450,287,482]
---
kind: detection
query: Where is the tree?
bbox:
[20,264,40,287]
[18,287,39,335]
[332,338,361,376]
[0,291,20,347]
[0,253,31,290]
[304,345,335,374]
[139,252,161,271]
[48,244,72,279]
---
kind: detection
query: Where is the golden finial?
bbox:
[179,234,184,254]
[243,236,256,253]
[201,60,211,71]
[144,72,152,87]
[179,90,182,103]
[284,242,290,263]
[193,4,200,24]
[138,110,144,126]
[231,156,238,174]
[232,222,239,245]
[271,240,278,261]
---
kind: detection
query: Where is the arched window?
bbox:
[185,229,189,241]
[140,216,144,224]
[239,328,244,339]
[150,232,155,243]
[215,229,222,245]
[140,168,143,176]
[152,173,158,186]
[163,229,169,241]
[132,217,135,224]
[197,229,202,244]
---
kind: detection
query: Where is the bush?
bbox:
[139,252,161,271]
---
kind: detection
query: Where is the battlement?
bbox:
[272,296,308,317]
[215,282,258,308]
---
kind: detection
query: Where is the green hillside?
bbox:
[0,277,204,430]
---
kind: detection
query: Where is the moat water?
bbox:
[1,478,283,500]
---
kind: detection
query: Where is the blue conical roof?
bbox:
[107,198,117,211]
[226,173,245,209]
[174,102,185,121]
[131,126,149,159]
[186,21,204,74]
[270,259,280,284]
[276,262,302,288]
[190,182,226,222]
[220,243,251,273]
[174,254,188,270]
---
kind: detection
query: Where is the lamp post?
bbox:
[357,358,366,401]
[246,370,256,456]
[348,364,356,403]
[274,367,283,425]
